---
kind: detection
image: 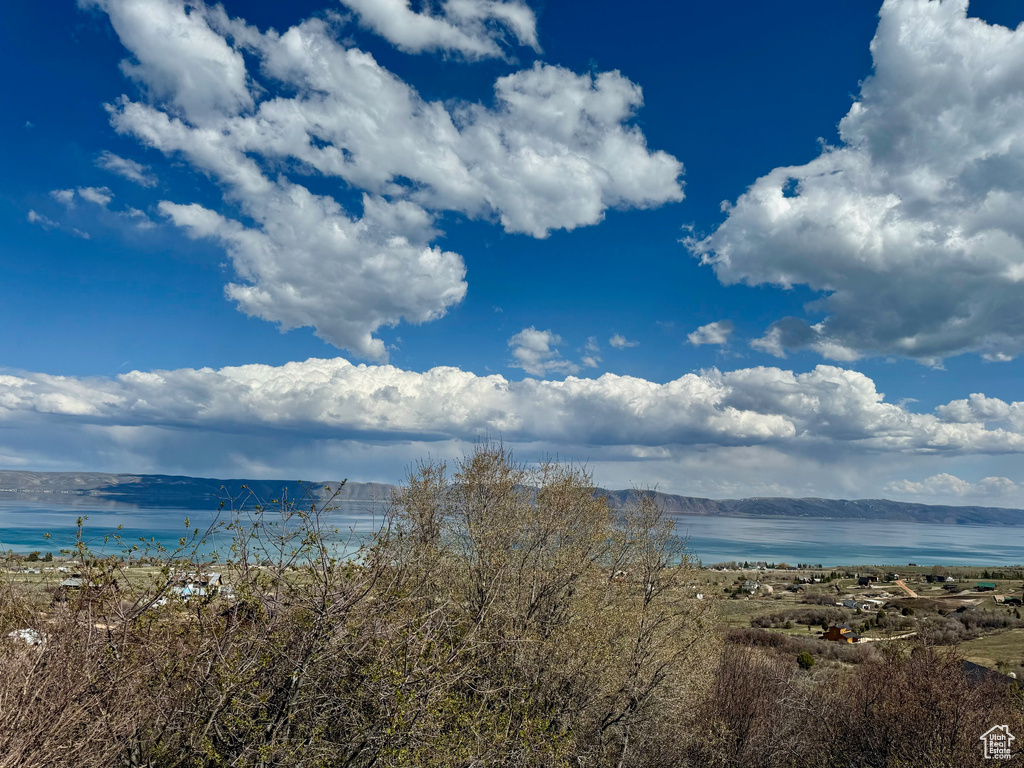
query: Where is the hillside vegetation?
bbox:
[1,446,1022,767]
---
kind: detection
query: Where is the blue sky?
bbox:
[3,0,1024,507]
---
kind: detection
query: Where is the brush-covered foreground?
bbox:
[1,445,1022,767]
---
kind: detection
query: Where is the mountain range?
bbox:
[0,470,1021,526]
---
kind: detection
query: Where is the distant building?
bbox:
[53,574,117,602]
[167,571,223,600]
[976,582,997,592]
[823,624,861,643]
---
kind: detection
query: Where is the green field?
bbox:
[960,628,1024,673]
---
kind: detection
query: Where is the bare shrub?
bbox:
[751,606,848,628]
[830,643,1024,768]
[0,444,718,768]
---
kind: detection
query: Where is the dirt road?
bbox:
[860,631,917,643]
[894,579,918,598]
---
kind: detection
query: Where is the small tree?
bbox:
[796,652,815,670]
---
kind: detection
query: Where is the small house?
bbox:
[167,571,223,600]
[52,574,117,602]
[823,624,861,643]
[977,582,997,592]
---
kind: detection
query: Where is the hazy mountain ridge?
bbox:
[0,471,393,511]
[594,489,1024,525]
[0,471,1022,524]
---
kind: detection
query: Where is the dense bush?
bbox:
[726,627,880,665]
[692,639,1022,768]
[0,445,717,768]
[917,609,1024,645]
[802,593,840,605]
[751,606,848,628]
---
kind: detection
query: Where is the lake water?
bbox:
[1,497,1022,566]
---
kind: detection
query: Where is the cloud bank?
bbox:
[885,473,1020,501]
[83,0,684,359]
[690,0,1024,364]
[3,358,1024,455]
[3,357,1023,503]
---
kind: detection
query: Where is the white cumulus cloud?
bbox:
[608,334,638,349]
[340,0,538,59]
[580,336,601,368]
[689,0,1024,364]
[85,0,682,358]
[82,0,254,123]
[50,189,76,206]
[77,186,113,207]
[96,150,156,186]
[27,210,59,229]
[508,327,578,377]
[687,320,733,346]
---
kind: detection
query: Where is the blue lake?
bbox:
[1,497,1022,566]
